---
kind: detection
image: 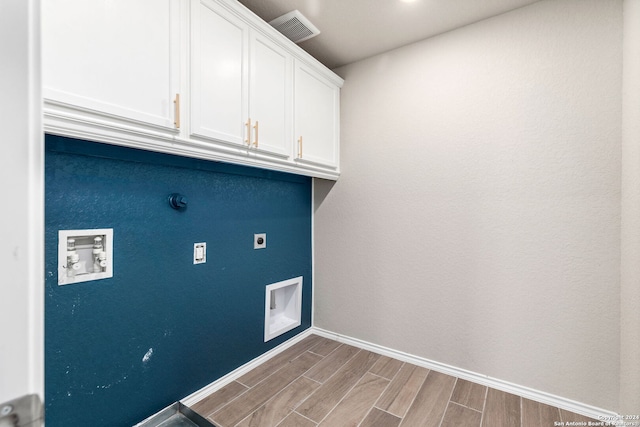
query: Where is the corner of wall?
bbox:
[620,0,640,414]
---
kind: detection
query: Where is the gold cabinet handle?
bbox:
[253,121,259,148]
[174,94,181,128]
[245,118,252,146]
[298,136,303,158]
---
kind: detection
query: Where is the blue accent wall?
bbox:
[45,135,312,426]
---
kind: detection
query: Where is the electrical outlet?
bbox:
[194,242,206,264]
[254,233,266,249]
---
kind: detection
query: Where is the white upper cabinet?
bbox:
[294,61,340,171]
[42,0,343,179]
[191,0,292,159]
[190,0,248,147]
[248,31,293,159]
[42,0,180,132]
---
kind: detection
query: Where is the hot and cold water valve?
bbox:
[66,236,107,275]
[58,229,113,285]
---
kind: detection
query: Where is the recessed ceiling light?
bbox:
[400,0,419,3]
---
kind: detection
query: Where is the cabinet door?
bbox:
[191,0,248,147]
[248,31,292,158]
[42,0,179,131]
[294,62,340,170]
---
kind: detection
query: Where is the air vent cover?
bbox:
[269,10,320,44]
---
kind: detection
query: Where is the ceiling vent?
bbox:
[269,10,320,44]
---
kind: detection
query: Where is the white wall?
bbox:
[315,0,622,412]
[621,0,640,415]
[0,0,44,405]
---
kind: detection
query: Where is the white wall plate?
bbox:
[58,228,113,285]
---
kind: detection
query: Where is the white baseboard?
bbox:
[310,327,618,421]
[181,326,617,421]
[180,328,314,407]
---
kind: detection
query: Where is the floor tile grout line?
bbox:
[234,341,317,389]
[448,381,486,414]
[305,346,362,385]
[447,400,483,414]
[212,343,329,426]
[271,408,319,427]
[436,376,459,427]
[307,336,341,356]
[356,405,376,427]
[227,375,297,427]
[203,381,250,419]
[308,341,343,358]
[378,362,424,420]
[369,362,404,420]
[312,353,381,426]
[302,373,323,385]
[251,349,336,425]
[234,411,252,427]
[314,369,366,426]
[453,380,469,409]
[234,378,251,388]
[211,352,298,420]
[286,377,319,414]
[386,362,406,383]
[478,383,489,427]
[243,348,329,427]
[368,371,392,381]
[365,359,407,418]
[373,404,404,420]
[520,394,524,427]
[292,410,319,426]
[371,359,406,382]
[272,413,288,427]
[396,367,431,423]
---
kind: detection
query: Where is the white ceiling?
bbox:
[237,0,541,69]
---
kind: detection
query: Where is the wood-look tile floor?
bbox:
[191,334,597,427]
